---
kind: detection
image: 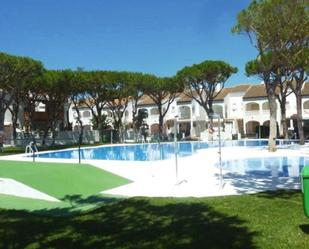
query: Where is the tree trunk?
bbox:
[206,107,214,141]
[0,109,5,133]
[132,117,138,142]
[96,112,103,142]
[0,105,6,151]
[11,104,19,146]
[99,121,105,143]
[131,101,138,142]
[0,94,7,133]
[79,125,84,146]
[280,102,288,139]
[12,120,17,145]
[280,113,288,139]
[158,114,164,140]
[132,112,138,142]
[42,128,49,146]
[76,113,84,146]
[51,121,57,146]
[296,92,305,145]
[268,91,277,152]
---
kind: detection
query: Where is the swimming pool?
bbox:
[219,156,308,178]
[34,139,298,161]
[35,142,207,161]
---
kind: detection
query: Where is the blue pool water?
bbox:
[220,156,308,178]
[36,142,207,161]
[35,139,298,161]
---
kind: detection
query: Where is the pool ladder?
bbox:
[25,141,38,154]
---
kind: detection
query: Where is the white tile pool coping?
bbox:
[1,144,308,199]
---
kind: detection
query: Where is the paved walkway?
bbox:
[91,146,305,197]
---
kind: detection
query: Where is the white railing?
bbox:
[245,110,260,116]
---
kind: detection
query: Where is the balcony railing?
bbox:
[245,110,260,116]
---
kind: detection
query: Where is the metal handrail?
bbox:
[25,141,38,154]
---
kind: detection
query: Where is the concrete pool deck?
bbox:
[0,144,308,199]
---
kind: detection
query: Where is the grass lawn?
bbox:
[0,190,308,249]
[0,160,131,211]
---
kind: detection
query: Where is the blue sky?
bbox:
[0,0,261,86]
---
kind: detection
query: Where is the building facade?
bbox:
[3,81,309,142]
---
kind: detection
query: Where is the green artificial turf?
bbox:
[0,190,308,249]
[0,194,68,211]
[0,160,130,211]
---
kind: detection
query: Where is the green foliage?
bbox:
[233,0,309,148]
[178,60,237,86]
[104,71,132,133]
[35,70,81,142]
[127,72,150,134]
[0,52,44,134]
[91,113,110,130]
[245,53,277,77]
[126,72,147,98]
[233,0,308,68]
[0,52,44,89]
[142,75,182,137]
[177,60,237,117]
[143,75,182,97]
[134,108,149,131]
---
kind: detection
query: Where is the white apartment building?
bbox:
[4,81,309,141]
[66,82,309,140]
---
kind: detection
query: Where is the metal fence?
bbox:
[4,130,100,146]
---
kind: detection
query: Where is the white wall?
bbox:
[225,92,246,119]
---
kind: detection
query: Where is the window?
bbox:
[232,103,237,111]
[83,111,91,118]
[150,108,159,115]
[213,105,223,118]
[262,102,269,110]
[35,102,46,112]
[246,102,260,111]
[304,101,309,110]
[138,108,149,116]
[179,106,191,119]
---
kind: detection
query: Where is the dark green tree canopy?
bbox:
[177,60,237,117]
[0,52,44,139]
[0,52,44,90]
[142,75,183,138]
[232,0,308,63]
[233,0,308,149]
[178,60,237,86]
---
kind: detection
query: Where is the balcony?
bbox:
[245,110,260,117]
[178,106,191,120]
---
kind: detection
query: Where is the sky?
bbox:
[0,0,261,86]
